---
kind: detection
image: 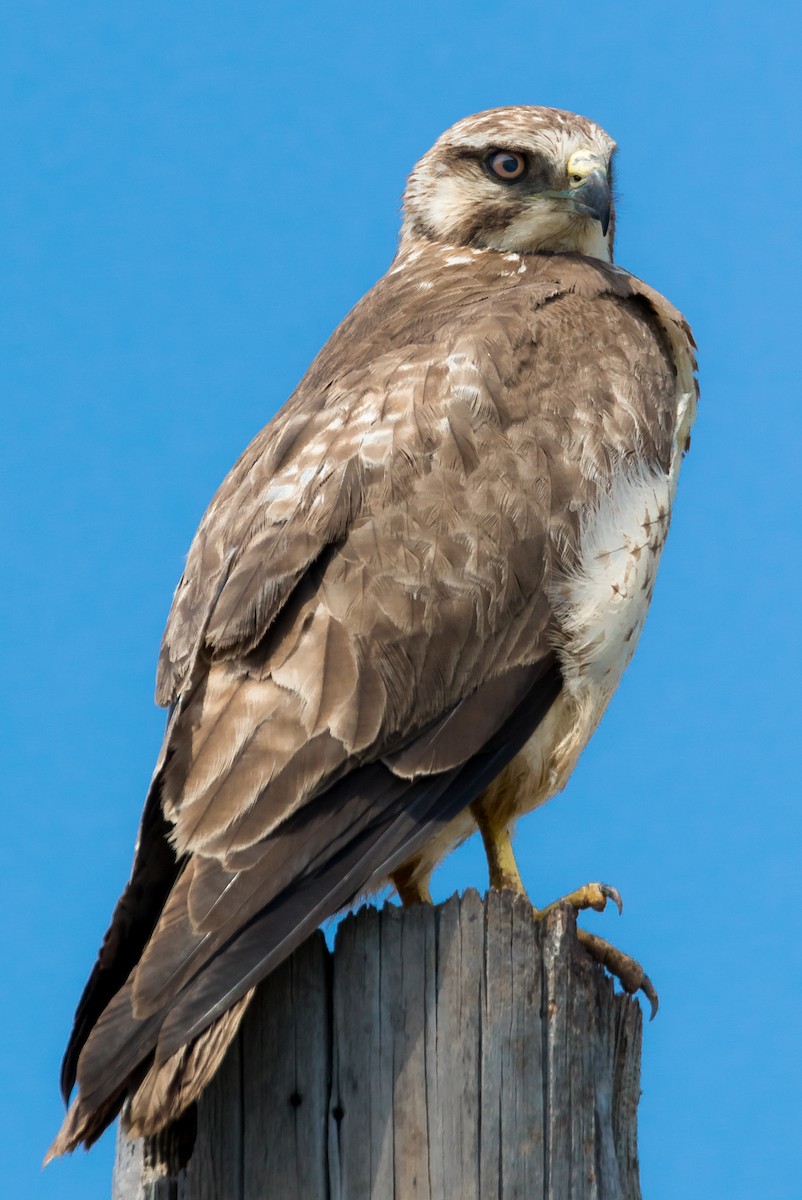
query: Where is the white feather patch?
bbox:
[557,464,672,692]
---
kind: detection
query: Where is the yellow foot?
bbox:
[577,928,659,1019]
[534,881,623,920]
[531,883,657,1018]
[467,804,657,1017]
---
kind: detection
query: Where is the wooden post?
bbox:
[112,891,643,1200]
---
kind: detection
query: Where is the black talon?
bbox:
[642,976,659,1020]
[601,884,624,916]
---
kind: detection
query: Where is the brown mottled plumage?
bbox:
[49,106,697,1159]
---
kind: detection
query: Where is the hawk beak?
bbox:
[570,168,612,236]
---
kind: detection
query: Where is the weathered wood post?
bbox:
[112,891,643,1200]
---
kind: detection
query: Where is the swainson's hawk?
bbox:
[49,105,697,1158]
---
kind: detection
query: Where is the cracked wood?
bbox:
[113,893,643,1200]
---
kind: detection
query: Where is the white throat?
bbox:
[482,206,612,261]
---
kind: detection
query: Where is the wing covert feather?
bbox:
[59,246,696,1148]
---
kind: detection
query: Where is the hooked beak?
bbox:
[569,167,612,236]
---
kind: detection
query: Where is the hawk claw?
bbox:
[577,927,659,1019]
[536,880,624,919]
[470,818,655,1017]
[597,882,624,916]
[531,881,656,1018]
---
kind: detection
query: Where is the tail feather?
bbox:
[49,657,562,1156]
[44,1090,127,1165]
[125,988,253,1138]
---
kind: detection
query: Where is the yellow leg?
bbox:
[470,803,658,1016]
[391,859,432,906]
[471,802,526,893]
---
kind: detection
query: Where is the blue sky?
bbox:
[3,3,800,1196]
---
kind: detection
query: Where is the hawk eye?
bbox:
[486,151,527,182]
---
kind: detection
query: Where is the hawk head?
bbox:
[402,106,617,261]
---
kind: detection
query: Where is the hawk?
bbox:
[49,105,697,1158]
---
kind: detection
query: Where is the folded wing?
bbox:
[53,285,567,1156]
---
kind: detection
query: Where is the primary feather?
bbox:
[49,105,696,1159]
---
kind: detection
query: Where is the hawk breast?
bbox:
[556,463,672,695]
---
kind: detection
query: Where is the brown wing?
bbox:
[53,249,690,1155]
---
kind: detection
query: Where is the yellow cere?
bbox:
[566,149,606,185]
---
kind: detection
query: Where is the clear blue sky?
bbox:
[2,3,800,1197]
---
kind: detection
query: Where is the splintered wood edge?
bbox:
[113,895,644,1200]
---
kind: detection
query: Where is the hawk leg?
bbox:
[470,800,658,1017]
[391,860,433,906]
[471,805,525,892]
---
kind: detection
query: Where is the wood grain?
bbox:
[113,894,643,1200]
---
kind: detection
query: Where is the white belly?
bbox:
[520,463,673,810]
[396,462,686,881]
[557,465,671,690]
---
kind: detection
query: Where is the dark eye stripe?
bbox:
[486,151,527,182]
